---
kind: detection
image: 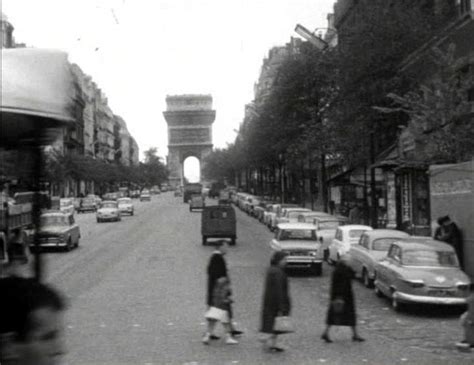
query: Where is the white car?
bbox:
[117,197,134,216]
[59,198,75,216]
[272,207,311,230]
[96,200,121,222]
[348,229,410,287]
[269,223,324,275]
[327,224,373,264]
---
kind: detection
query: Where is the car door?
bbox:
[376,244,399,295]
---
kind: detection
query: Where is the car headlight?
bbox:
[403,279,424,288]
[456,282,470,290]
[309,250,318,257]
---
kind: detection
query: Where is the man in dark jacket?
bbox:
[205,240,242,340]
[434,215,464,269]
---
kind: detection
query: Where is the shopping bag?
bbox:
[205,306,229,322]
[273,316,295,333]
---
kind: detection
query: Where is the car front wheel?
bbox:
[391,291,404,311]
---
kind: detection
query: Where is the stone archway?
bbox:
[163,95,215,188]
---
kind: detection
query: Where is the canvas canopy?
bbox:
[1,48,75,146]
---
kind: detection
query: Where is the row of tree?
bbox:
[43,147,169,195]
[203,1,473,201]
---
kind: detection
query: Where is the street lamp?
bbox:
[294,24,337,51]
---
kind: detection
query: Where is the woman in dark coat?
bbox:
[321,255,365,343]
[260,251,291,352]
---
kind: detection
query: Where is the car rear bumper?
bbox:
[395,291,467,305]
[286,257,323,268]
[31,239,67,247]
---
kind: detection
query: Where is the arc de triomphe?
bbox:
[163,95,216,188]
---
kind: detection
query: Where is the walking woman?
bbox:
[260,251,291,352]
[321,255,365,343]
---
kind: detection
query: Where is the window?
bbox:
[279,229,316,240]
[359,234,368,249]
[402,250,459,267]
[372,238,401,251]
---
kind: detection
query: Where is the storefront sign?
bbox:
[401,174,412,223]
[430,179,472,196]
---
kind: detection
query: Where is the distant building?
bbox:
[1,12,14,48]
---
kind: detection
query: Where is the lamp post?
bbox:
[294,24,337,51]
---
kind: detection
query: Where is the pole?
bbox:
[33,125,44,281]
[370,131,378,228]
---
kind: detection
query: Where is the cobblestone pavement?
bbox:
[39,193,472,364]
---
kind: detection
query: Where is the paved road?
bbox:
[37,193,472,364]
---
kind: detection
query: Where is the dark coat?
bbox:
[435,223,464,268]
[326,262,356,326]
[260,265,291,334]
[212,279,232,311]
[206,252,228,306]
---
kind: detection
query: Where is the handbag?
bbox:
[331,298,345,314]
[205,306,229,322]
[273,316,295,334]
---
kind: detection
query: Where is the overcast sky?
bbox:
[2,0,335,162]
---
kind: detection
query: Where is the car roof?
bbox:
[299,211,332,216]
[393,238,455,251]
[284,207,311,212]
[102,200,117,204]
[41,211,68,217]
[338,225,373,231]
[277,222,316,230]
[364,229,410,239]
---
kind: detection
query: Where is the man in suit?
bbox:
[206,240,243,340]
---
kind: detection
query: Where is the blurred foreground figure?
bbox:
[0,277,66,365]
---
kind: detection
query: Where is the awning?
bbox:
[1,48,75,146]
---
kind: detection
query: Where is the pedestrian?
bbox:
[205,240,242,341]
[434,215,464,269]
[457,283,474,349]
[348,203,361,224]
[0,276,67,365]
[260,251,291,352]
[321,254,365,343]
[202,276,238,345]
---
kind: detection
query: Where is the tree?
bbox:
[140,148,169,187]
[376,45,474,163]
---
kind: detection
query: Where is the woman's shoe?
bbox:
[225,336,239,345]
[321,333,332,343]
[269,346,285,352]
[352,335,366,342]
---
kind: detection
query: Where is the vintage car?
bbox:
[310,215,348,260]
[96,200,121,222]
[86,194,102,205]
[327,224,373,263]
[59,198,75,216]
[202,205,236,245]
[77,197,97,213]
[269,223,324,275]
[348,229,410,287]
[373,238,471,311]
[117,197,134,216]
[140,190,151,202]
[263,204,280,228]
[190,194,205,212]
[254,200,274,222]
[296,211,334,223]
[272,207,311,230]
[34,211,80,251]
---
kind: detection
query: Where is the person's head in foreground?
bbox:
[270,251,288,268]
[0,277,66,365]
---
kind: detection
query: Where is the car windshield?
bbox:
[288,211,308,219]
[318,221,340,230]
[60,200,72,206]
[118,198,131,204]
[372,238,401,251]
[349,229,367,239]
[402,250,459,267]
[41,216,67,226]
[102,202,117,209]
[83,198,95,204]
[280,229,316,240]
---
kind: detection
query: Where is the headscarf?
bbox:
[270,251,288,266]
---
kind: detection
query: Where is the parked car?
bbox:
[102,192,120,201]
[263,204,280,228]
[296,211,333,223]
[327,224,373,263]
[190,194,205,212]
[348,229,410,287]
[269,223,324,275]
[140,190,151,202]
[272,207,311,230]
[373,238,471,311]
[311,216,349,261]
[130,190,141,199]
[59,198,75,216]
[34,211,80,251]
[201,205,236,246]
[96,200,121,222]
[86,194,102,206]
[254,200,274,222]
[117,197,134,216]
[77,197,97,213]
